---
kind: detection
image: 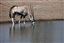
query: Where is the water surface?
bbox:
[0,21,64,43]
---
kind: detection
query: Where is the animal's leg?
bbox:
[18,19,21,28]
[24,18,26,24]
[18,16,23,27]
[19,20,20,24]
[12,12,16,25]
[11,18,15,26]
[23,17,26,24]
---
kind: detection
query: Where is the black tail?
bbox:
[9,5,17,18]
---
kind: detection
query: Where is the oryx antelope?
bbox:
[9,5,35,26]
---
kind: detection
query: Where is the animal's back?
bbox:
[12,6,27,13]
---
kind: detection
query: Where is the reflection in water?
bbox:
[0,21,64,43]
[9,23,35,43]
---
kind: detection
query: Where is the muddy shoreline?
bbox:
[0,19,64,24]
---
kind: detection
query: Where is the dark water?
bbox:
[0,21,64,43]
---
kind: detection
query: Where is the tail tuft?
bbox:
[9,5,17,18]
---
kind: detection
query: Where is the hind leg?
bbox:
[11,13,16,26]
[11,18,15,29]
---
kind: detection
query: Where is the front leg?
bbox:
[18,20,21,29]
